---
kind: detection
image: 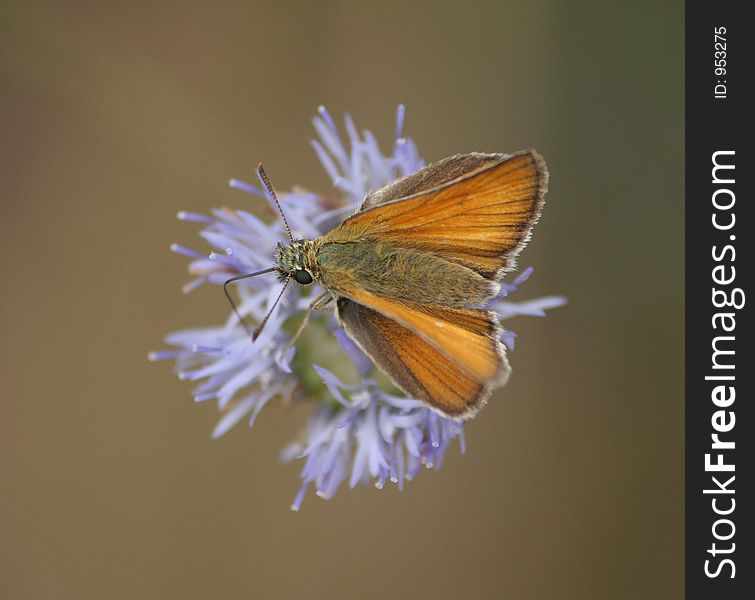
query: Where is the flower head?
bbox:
[150,106,566,509]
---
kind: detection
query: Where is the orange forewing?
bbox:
[333,151,547,278]
[359,153,509,211]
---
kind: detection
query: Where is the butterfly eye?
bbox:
[294,269,313,285]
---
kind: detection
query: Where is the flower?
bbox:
[150,106,566,510]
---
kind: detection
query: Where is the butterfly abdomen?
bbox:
[316,239,497,306]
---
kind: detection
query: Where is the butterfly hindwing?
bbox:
[336,297,507,419]
[333,284,509,419]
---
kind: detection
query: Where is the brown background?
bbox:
[2,1,684,598]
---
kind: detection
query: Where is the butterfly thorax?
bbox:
[315,239,499,306]
[274,239,321,284]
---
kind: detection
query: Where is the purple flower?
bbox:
[150,106,566,509]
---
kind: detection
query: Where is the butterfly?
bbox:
[226,151,548,420]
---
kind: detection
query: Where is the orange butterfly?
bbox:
[227,151,548,420]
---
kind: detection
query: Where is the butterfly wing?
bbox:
[319,150,545,417]
[331,150,547,279]
[335,287,508,419]
[360,153,507,211]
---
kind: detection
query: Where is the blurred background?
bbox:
[2,1,683,598]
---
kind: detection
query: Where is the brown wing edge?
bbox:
[360,152,507,211]
[491,150,549,280]
[336,297,511,420]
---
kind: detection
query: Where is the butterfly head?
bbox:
[274,239,317,285]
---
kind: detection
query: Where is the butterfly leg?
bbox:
[281,291,331,356]
[312,294,334,311]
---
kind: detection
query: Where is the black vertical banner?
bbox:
[686,2,752,599]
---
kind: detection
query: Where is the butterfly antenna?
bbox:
[223,267,276,337]
[258,163,294,243]
[252,277,292,342]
